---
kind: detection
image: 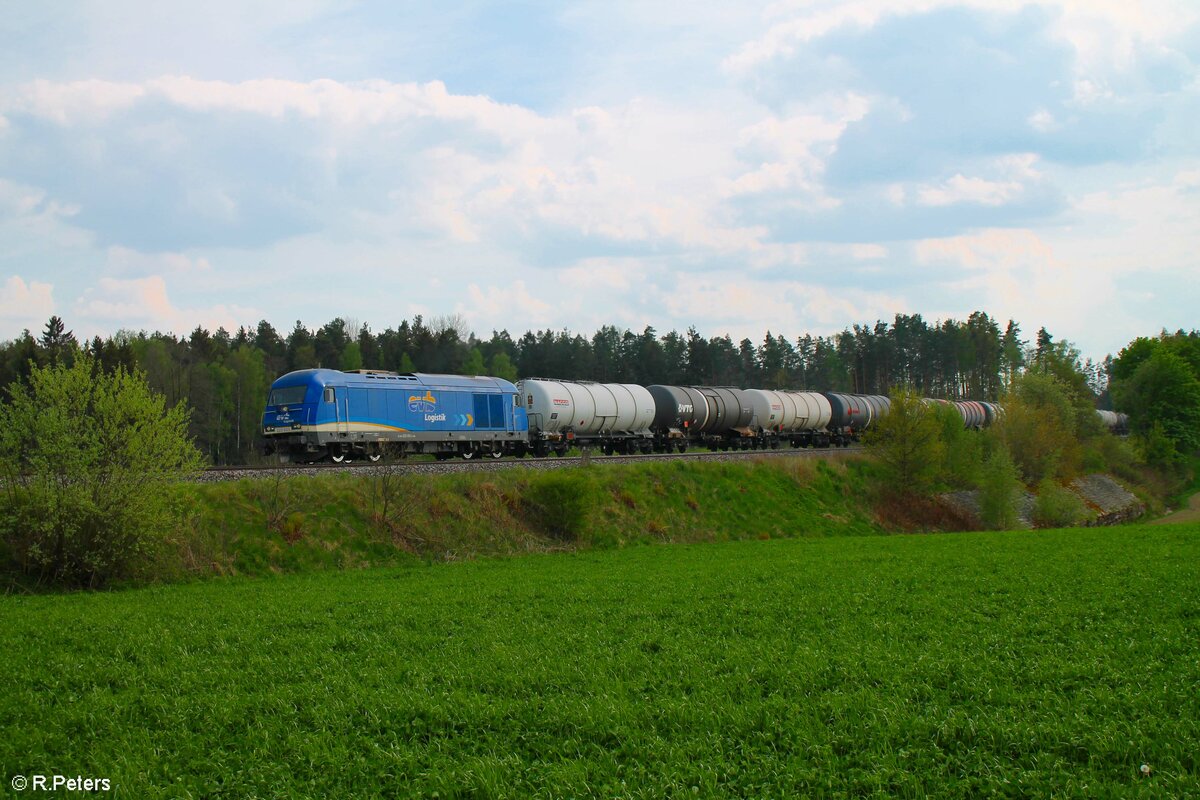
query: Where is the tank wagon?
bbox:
[1096,410,1129,434]
[263,369,527,462]
[518,379,656,456]
[262,368,1042,462]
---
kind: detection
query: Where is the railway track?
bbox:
[198,445,865,482]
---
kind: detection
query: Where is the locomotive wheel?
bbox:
[461,448,476,459]
[489,449,503,459]
[366,445,383,463]
[330,448,347,463]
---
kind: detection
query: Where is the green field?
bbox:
[2,522,1197,798]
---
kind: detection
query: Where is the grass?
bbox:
[156,457,882,581]
[2,522,1197,797]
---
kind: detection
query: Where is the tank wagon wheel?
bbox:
[677,443,688,454]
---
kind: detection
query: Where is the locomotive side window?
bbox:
[473,393,491,428]
[489,394,504,428]
[323,387,335,403]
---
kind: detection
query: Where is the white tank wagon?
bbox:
[775,391,834,447]
[745,389,786,433]
[1096,409,1129,434]
[518,379,656,455]
[858,394,891,429]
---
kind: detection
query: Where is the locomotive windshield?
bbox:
[268,386,308,407]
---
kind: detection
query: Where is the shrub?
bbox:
[521,472,594,542]
[936,403,984,489]
[1032,478,1089,528]
[862,390,945,497]
[994,373,1081,483]
[0,358,204,587]
[978,449,1026,531]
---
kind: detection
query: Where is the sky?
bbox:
[0,0,1197,361]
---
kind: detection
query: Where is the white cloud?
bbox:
[0,276,55,338]
[105,246,213,276]
[726,0,1198,77]
[917,174,1024,207]
[913,228,1117,343]
[6,79,145,124]
[456,281,555,331]
[915,154,1044,207]
[73,275,258,336]
[1028,109,1058,132]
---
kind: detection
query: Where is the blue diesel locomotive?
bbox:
[262,369,528,462]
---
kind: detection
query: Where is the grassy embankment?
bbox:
[1,523,1197,797]
[163,456,884,580]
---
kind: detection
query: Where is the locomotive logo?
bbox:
[408,391,438,413]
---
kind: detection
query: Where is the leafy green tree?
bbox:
[340,341,363,371]
[863,390,945,497]
[461,347,486,376]
[1113,348,1200,461]
[488,352,518,382]
[995,372,1082,483]
[0,358,204,587]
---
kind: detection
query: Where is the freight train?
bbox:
[261,368,1044,463]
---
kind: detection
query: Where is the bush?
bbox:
[936,403,984,489]
[1033,478,1089,528]
[0,358,204,587]
[995,373,1081,483]
[978,449,1026,531]
[862,390,945,497]
[521,472,594,542]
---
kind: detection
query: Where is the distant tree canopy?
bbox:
[0,311,1179,466]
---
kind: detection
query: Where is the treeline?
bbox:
[2,311,1114,465]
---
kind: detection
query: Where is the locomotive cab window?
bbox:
[323,387,335,403]
[268,385,308,407]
